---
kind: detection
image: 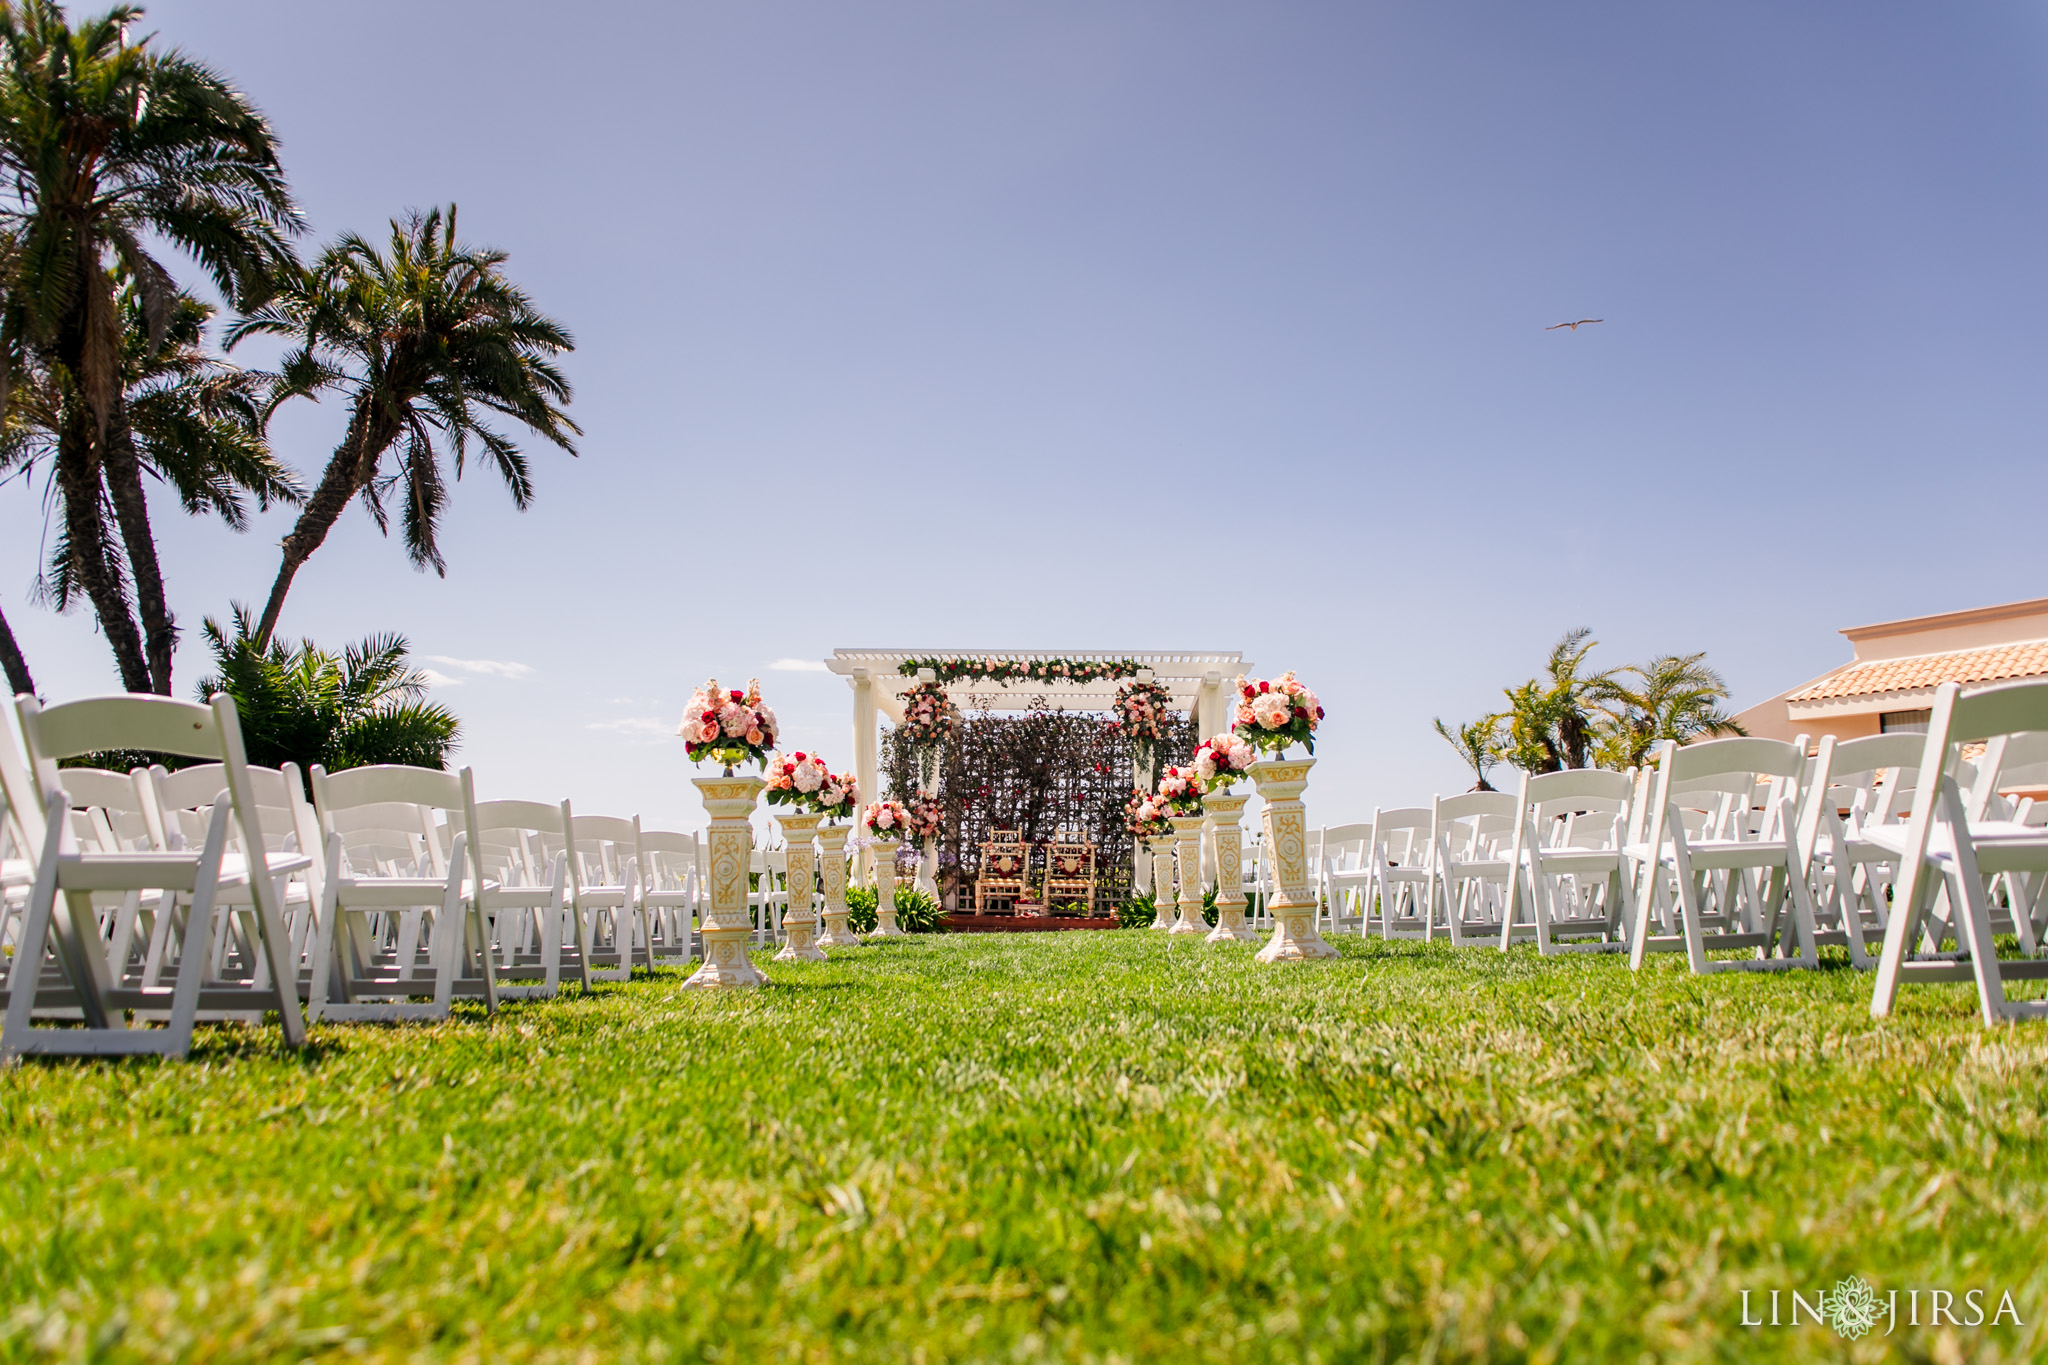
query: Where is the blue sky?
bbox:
[5,1,2046,829]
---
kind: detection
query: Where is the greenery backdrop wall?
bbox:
[882,704,1199,911]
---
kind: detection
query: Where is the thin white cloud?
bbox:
[419,670,465,688]
[423,654,535,680]
[769,657,829,672]
[586,717,675,739]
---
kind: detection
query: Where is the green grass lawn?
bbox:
[4,931,2046,1363]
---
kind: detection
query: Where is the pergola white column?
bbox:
[1196,669,1228,890]
[1196,669,1228,739]
[851,667,878,818]
[847,671,880,888]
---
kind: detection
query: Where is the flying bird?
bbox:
[1546,319,1603,332]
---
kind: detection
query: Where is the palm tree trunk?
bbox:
[253,404,385,649]
[0,598,34,697]
[102,411,175,694]
[55,416,152,693]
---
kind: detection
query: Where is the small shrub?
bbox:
[844,885,879,934]
[1116,894,1157,929]
[843,884,945,934]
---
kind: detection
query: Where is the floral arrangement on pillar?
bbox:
[815,769,858,943]
[1233,674,1335,962]
[1111,675,1174,791]
[680,677,779,773]
[1125,789,1176,929]
[676,678,778,989]
[863,800,910,937]
[806,769,856,949]
[764,752,831,963]
[1234,672,1324,755]
[1194,734,1259,943]
[1159,765,1208,936]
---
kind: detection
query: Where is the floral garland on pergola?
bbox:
[895,656,1146,686]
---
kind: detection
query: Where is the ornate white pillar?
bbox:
[816,823,857,946]
[1169,814,1207,935]
[772,811,825,962]
[1148,837,1176,929]
[1204,793,1257,943]
[871,838,902,937]
[1252,758,1337,962]
[868,839,901,933]
[684,775,769,989]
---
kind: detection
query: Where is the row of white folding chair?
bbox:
[1,748,327,1020]
[2,693,309,1060]
[1,691,720,1057]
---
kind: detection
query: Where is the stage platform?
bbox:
[942,912,1121,933]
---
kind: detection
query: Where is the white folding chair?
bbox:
[307,763,499,1022]
[1869,681,2048,1025]
[1499,767,1637,954]
[1368,807,1434,939]
[2,693,307,1060]
[1796,733,1927,970]
[1318,822,1374,934]
[147,760,327,1012]
[568,809,642,983]
[1626,737,1822,974]
[1429,791,1520,946]
[466,797,583,999]
[637,829,701,966]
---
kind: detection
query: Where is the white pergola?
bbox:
[825,649,1250,816]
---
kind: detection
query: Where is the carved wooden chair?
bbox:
[975,829,1030,913]
[1041,833,1097,916]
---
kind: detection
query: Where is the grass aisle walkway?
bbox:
[3,932,2046,1363]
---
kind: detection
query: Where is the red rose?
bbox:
[1259,681,1271,693]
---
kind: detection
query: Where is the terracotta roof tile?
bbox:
[1788,640,2048,703]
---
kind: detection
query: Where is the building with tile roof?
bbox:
[1736,596,2048,743]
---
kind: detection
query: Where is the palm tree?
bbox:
[0,283,299,689]
[1595,652,1746,769]
[1497,628,1626,772]
[1433,713,1503,791]
[229,205,578,648]
[0,594,32,694]
[195,606,460,778]
[0,0,300,691]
